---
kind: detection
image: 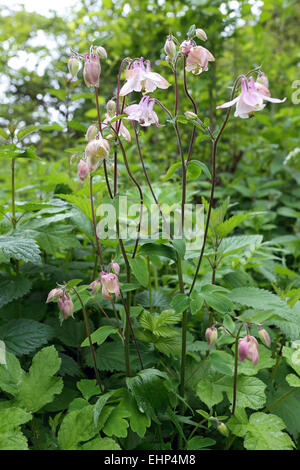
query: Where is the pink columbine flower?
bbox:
[179,40,194,56]
[108,260,120,276]
[119,57,170,96]
[77,159,89,183]
[101,100,131,142]
[185,45,215,75]
[85,137,110,171]
[57,292,74,319]
[216,76,286,119]
[83,53,101,88]
[46,287,64,303]
[124,95,161,127]
[100,272,120,301]
[238,335,259,366]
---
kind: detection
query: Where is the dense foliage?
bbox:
[0,0,300,451]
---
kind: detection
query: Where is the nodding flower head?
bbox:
[119,57,170,96]
[85,137,110,172]
[258,328,271,348]
[238,335,259,366]
[77,158,89,183]
[106,100,116,117]
[57,292,74,320]
[68,57,80,79]
[101,100,131,142]
[179,40,194,56]
[164,36,177,60]
[185,45,215,75]
[195,28,207,41]
[256,72,269,89]
[46,287,64,303]
[88,278,102,296]
[83,53,101,88]
[100,272,120,301]
[96,46,107,59]
[216,75,286,119]
[108,260,120,275]
[85,124,98,142]
[205,327,218,347]
[124,95,161,127]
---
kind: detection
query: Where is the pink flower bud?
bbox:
[58,292,74,319]
[46,287,64,303]
[100,272,120,301]
[238,335,259,366]
[217,422,229,437]
[96,46,107,59]
[205,327,218,347]
[108,261,120,275]
[77,159,89,183]
[256,72,269,88]
[258,328,271,348]
[179,40,193,55]
[85,124,98,142]
[195,28,207,41]
[106,100,116,117]
[68,57,80,79]
[88,278,101,296]
[164,37,177,60]
[83,53,101,88]
[85,138,110,171]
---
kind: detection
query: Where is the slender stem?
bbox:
[72,287,104,393]
[11,158,16,228]
[90,175,105,271]
[183,56,197,167]
[95,300,119,330]
[232,323,244,415]
[114,58,128,196]
[147,256,153,314]
[120,289,144,370]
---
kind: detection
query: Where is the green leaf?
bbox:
[204,293,234,314]
[244,413,295,450]
[93,391,115,427]
[140,243,176,260]
[80,436,121,450]
[216,213,257,238]
[0,128,9,139]
[286,374,300,387]
[0,276,32,309]
[102,403,130,438]
[120,391,151,438]
[56,194,92,220]
[129,256,149,288]
[0,235,41,264]
[77,379,100,401]
[58,404,99,450]
[227,407,249,437]
[172,238,186,258]
[81,326,118,347]
[188,160,211,180]
[170,293,190,314]
[34,225,81,255]
[161,162,181,181]
[186,436,216,450]
[0,319,54,356]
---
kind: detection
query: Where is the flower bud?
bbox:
[85,138,110,171]
[217,422,229,438]
[256,72,269,88]
[238,335,259,366]
[77,159,89,183]
[106,99,116,117]
[195,28,207,41]
[184,111,197,120]
[258,328,271,348]
[205,327,218,347]
[85,124,98,141]
[57,293,74,319]
[88,278,101,296]
[108,261,120,275]
[68,57,80,79]
[83,53,101,88]
[96,46,107,59]
[46,287,64,303]
[164,37,177,60]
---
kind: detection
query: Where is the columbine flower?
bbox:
[124,95,161,127]
[100,272,120,301]
[216,76,286,119]
[195,28,207,41]
[85,124,98,142]
[57,292,74,319]
[238,335,259,366]
[68,57,80,79]
[88,278,102,296]
[205,327,218,347]
[96,46,107,59]
[119,57,170,96]
[179,40,194,56]
[85,137,110,171]
[46,287,64,303]
[77,159,89,183]
[258,328,271,348]
[83,53,101,87]
[101,100,131,142]
[108,260,120,275]
[185,45,215,75]
[164,37,177,60]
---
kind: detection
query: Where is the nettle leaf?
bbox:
[215,213,257,238]
[244,413,295,450]
[129,256,149,287]
[0,319,54,356]
[0,235,41,264]
[34,225,81,255]
[218,235,263,256]
[0,276,32,309]
[56,194,92,221]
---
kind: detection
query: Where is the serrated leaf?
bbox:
[244,413,295,450]
[81,326,118,347]
[77,379,100,400]
[216,213,256,238]
[0,319,54,356]
[129,256,149,288]
[0,235,41,264]
[0,276,32,309]
[58,404,98,450]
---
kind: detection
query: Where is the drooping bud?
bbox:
[100,272,120,301]
[106,100,116,117]
[217,422,229,437]
[85,124,98,142]
[205,327,218,347]
[83,53,101,88]
[77,159,89,183]
[195,28,207,41]
[46,287,64,303]
[256,72,269,88]
[68,57,80,79]
[258,328,271,348]
[184,111,197,120]
[96,46,107,59]
[57,292,74,319]
[88,278,102,296]
[108,261,120,276]
[164,37,177,60]
[85,138,110,171]
[179,40,193,56]
[238,335,259,366]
